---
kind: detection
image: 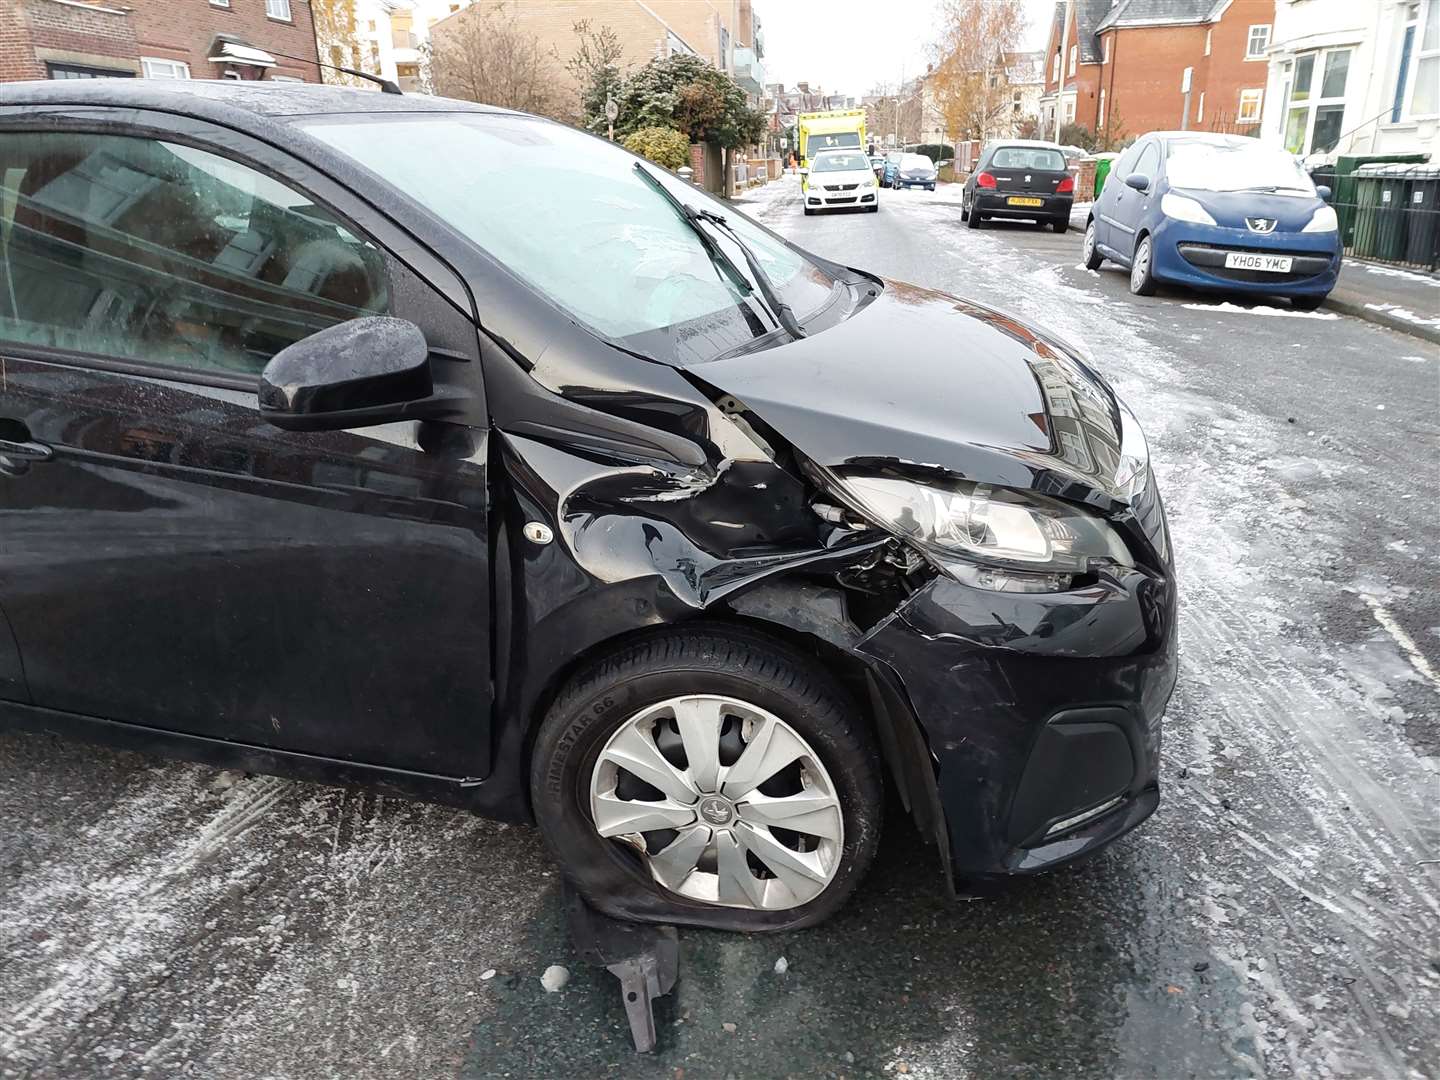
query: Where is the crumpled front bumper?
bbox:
[856,546,1176,883]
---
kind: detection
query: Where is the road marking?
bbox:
[1358,592,1440,692]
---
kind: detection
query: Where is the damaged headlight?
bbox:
[836,476,1133,593]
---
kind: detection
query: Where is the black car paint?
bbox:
[964,142,1075,226]
[0,83,1176,912]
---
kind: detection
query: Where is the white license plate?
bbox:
[1224,252,1293,273]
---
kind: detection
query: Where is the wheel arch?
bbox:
[518,580,953,889]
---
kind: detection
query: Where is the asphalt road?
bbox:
[2,175,1437,1080]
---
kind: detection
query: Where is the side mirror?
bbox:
[1316,184,1332,201]
[259,316,463,431]
[1124,172,1151,192]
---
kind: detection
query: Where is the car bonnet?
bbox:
[695,280,1137,513]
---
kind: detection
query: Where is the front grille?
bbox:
[827,196,858,204]
[1177,242,1333,284]
[824,183,860,191]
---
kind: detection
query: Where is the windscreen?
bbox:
[812,153,870,173]
[991,147,1066,170]
[301,112,837,361]
[1166,139,1316,194]
[807,131,861,153]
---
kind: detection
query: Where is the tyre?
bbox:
[1051,218,1068,233]
[1291,294,1325,311]
[868,202,879,212]
[803,206,813,216]
[928,184,936,191]
[530,628,884,932]
[1129,234,1157,296]
[1082,219,1104,269]
[967,206,983,229]
[960,198,970,221]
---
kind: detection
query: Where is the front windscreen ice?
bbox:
[1166,140,1317,194]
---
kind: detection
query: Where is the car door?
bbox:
[0,117,493,777]
[1113,139,1161,263]
[1096,141,1137,254]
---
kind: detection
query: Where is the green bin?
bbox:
[1332,153,1428,248]
[1093,153,1119,198]
[1351,169,1383,259]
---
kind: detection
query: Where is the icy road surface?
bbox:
[1,175,1437,1080]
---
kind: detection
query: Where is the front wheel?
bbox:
[529,629,884,931]
[1082,220,1104,269]
[1129,234,1157,296]
[967,207,983,229]
[803,206,813,216]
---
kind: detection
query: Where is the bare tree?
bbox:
[927,0,1027,148]
[312,0,371,88]
[429,2,569,119]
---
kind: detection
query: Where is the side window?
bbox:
[1134,142,1160,184]
[0,130,389,377]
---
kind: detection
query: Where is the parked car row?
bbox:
[959,132,1341,308]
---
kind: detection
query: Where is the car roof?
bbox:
[0,77,504,120]
[986,139,1066,150]
[1148,130,1258,144]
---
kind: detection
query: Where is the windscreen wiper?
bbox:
[632,163,805,340]
[690,206,807,340]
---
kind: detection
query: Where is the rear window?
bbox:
[991,147,1066,170]
[901,154,934,170]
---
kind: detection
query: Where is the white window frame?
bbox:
[1052,52,1060,83]
[1062,93,1076,123]
[141,57,190,80]
[1196,90,1205,123]
[265,0,292,20]
[1103,36,1111,64]
[1282,48,1350,152]
[1394,0,1440,121]
[1204,28,1211,56]
[1237,89,1262,124]
[268,74,303,83]
[1098,87,1106,127]
[1246,24,1271,60]
[210,0,230,7]
[1069,44,1078,75]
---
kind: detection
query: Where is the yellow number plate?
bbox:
[1007,196,1044,207]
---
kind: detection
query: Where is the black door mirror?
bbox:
[1124,172,1151,192]
[259,316,464,431]
[1316,184,1332,201]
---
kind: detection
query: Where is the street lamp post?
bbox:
[605,95,619,141]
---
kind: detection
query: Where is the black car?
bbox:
[963,140,1076,232]
[0,81,1175,932]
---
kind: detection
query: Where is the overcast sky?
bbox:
[758,0,1055,99]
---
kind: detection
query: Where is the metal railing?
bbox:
[1310,165,1440,273]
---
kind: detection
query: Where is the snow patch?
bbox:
[1182,301,1339,320]
[1363,302,1440,328]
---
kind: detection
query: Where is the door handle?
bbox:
[0,438,52,462]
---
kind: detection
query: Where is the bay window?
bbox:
[1282,47,1351,154]
[1393,0,1439,121]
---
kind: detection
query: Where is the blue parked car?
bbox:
[1083,131,1341,310]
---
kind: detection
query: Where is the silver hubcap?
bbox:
[1132,239,1150,288]
[588,694,844,911]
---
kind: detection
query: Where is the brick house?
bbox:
[1,0,321,84]
[1039,0,1275,146]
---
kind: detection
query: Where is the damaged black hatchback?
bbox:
[0,82,1176,931]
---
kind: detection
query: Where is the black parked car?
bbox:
[0,81,1175,932]
[963,140,1076,232]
